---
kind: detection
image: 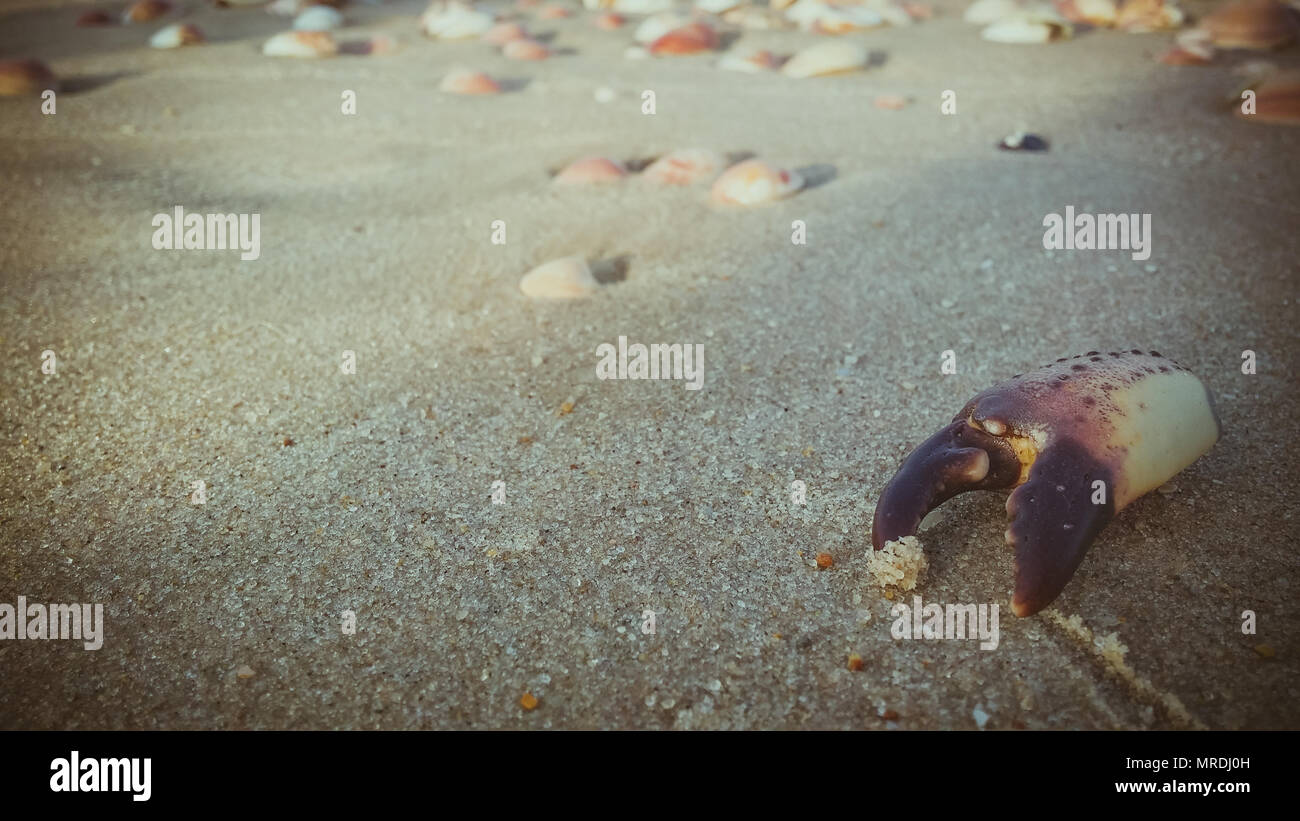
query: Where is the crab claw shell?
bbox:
[0,59,59,96]
[871,350,1220,616]
[709,159,804,205]
[1203,0,1299,50]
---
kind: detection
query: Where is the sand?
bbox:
[1,0,1297,730]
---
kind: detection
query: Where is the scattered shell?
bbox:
[483,21,530,44]
[649,22,719,55]
[293,5,344,31]
[503,38,551,59]
[76,10,115,26]
[997,130,1050,150]
[554,156,628,184]
[420,1,494,39]
[718,49,786,72]
[124,0,171,23]
[780,39,869,77]
[519,256,599,299]
[873,93,910,109]
[1055,0,1117,24]
[263,30,338,57]
[710,159,804,205]
[633,11,691,43]
[1203,0,1298,50]
[235,664,256,679]
[964,0,1021,24]
[538,2,575,17]
[0,59,58,96]
[594,11,627,28]
[439,68,501,94]
[981,14,1072,42]
[1238,68,1300,124]
[1114,0,1184,32]
[786,0,884,33]
[642,148,726,185]
[150,23,204,48]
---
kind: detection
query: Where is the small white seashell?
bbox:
[780,39,869,78]
[786,0,884,32]
[149,23,203,49]
[519,256,599,300]
[710,159,804,205]
[262,30,339,58]
[963,0,1021,23]
[421,1,494,39]
[293,5,344,31]
[981,14,1071,42]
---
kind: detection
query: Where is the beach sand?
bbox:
[1,0,1297,729]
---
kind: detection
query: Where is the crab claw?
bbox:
[871,350,1220,617]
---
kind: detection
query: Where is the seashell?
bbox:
[981,11,1072,42]
[503,38,551,59]
[612,0,675,13]
[1055,0,1117,24]
[722,6,784,27]
[649,22,719,55]
[1237,68,1300,123]
[634,12,692,43]
[780,39,869,77]
[483,21,530,44]
[963,0,1021,24]
[1203,0,1299,50]
[642,149,726,185]
[709,159,804,205]
[997,130,1049,150]
[902,1,935,19]
[1114,0,1184,32]
[263,30,339,57]
[149,23,204,48]
[519,256,599,300]
[594,11,627,28]
[124,0,171,23]
[1160,26,1215,62]
[439,69,502,94]
[717,49,786,72]
[420,2,494,39]
[293,5,344,31]
[266,0,302,16]
[873,93,910,109]
[863,0,916,26]
[0,59,59,96]
[554,156,628,184]
[76,10,115,26]
[538,3,574,18]
[786,0,884,32]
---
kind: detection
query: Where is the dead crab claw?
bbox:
[871,350,1219,617]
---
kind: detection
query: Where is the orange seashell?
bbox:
[1238,69,1300,124]
[503,38,550,59]
[554,156,627,184]
[519,256,598,300]
[595,12,626,29]
[124,0,172,23]
[0,58,58,96]
[642,148,725,185]
[1203,0,1299,50]
[483,21,530,45]
[710,159,804,206]
[76,10,115,26]
[440,69,501,94]
[1114,0,1184,32]
[538,3,574,18]
[648,22,718,55]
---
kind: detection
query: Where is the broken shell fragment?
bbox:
[519,256,599,299]
[710,159,804,205]
[150,23,204,48]
[439,69,502,94]
[871,351,1220,617]
[483,21,530,44]
[0,59,59,96]
[1237,68,1300,124]
[554,156,628,184]
[780,39,869,77]
[633,11,691,43]
[503,38,551,59]
[124,0,171,23]
[642,149,726,185]
[293,5,345,31]
[262,30,339,57]
[649,22,720,55]
[1114,0,1185,32]
[1202,0,1299,50]
[1160,28,1216,63]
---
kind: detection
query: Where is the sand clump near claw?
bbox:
[866,535,929,591]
